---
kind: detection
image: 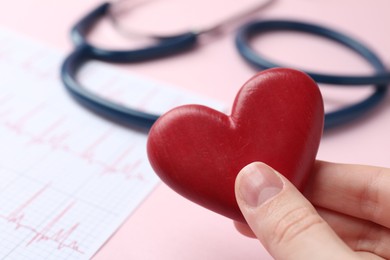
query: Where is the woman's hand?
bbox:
[234,161,390,259]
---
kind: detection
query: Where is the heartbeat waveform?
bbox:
[0,99,149,182]
[0,184,84,254]
[0,33,165,260]
[80,129,114,163]
[4,103,45,134]
[100,156,145,181]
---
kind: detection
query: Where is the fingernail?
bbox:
[238,163,284,207]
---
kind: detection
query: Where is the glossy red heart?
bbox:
[147,68,324,222]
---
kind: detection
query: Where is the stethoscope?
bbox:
[61,0,390,130]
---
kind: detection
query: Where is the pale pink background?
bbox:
[1,0,390,259]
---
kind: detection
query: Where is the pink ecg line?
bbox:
[0,105,148,182]
[99,146,145,180]
[30,116,70,150]
[5,103,46,133]
[81,128,114,162]
[0,184,84,254]
[0,49,151,181]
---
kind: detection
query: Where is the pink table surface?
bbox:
[2,0,390,259]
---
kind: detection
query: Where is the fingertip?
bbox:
[235,162,284,208]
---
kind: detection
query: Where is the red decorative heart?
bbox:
[147,68,324,222]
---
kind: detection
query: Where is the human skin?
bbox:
[234,161,390,260]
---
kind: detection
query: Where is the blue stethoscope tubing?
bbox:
[61,2,197,129]
[236,20,389,129]
[61,2,390,130]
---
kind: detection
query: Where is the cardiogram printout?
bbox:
[0,27,224,259]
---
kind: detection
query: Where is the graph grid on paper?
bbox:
[0,28,224,259]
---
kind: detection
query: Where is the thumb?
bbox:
[235,162,355,260]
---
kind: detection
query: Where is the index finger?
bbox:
[304,160,390,228]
